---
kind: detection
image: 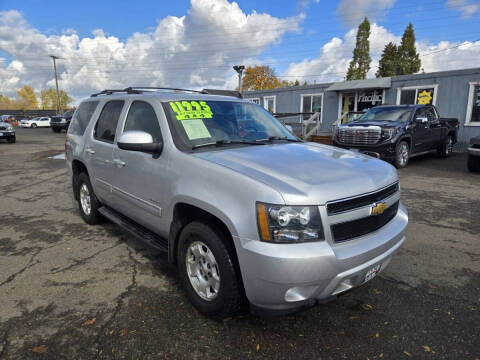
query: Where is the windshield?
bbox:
[163,100,297,149]
[356,107,412,122]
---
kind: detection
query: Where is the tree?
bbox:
[40,88,73,110]
[346,17,371,81]
[397,23,421,75]
[17,85,38,109]
[241,65,281,91]
[376,42,398,78]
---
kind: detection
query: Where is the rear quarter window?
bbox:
[68,101,99,136]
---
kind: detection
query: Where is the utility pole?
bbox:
[233,65,245,93]
[50,55,61,114]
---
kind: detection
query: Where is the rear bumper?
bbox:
[333,140,396,160]
[234,203,408,315]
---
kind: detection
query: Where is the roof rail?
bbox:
[124,87,208,94]
[90,88,142,97]
[202,89,243,98]
[90,87,243,98]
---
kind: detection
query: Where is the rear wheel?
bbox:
[438,135,453,158]
[394,141,410,168]
[76,173,102,225]
[467,155,480,172]
[177,221,244,318]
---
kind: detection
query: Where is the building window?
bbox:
[356,90,383,112]
[397,85,438,105]
[466,82,480,126]
[301,94,323,121]
[264,96,276,113]
[247,98,260,105]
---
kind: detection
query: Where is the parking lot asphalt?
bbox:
[0,127,478,359]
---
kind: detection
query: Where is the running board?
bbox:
[98,206,168,252]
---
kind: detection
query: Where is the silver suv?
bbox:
[66,87,408,317]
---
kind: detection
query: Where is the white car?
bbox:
[19,117,51,128]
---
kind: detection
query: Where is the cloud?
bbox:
[0,1,302,100]
[336,0,396,27]
[297,0,320,9]
[446,0,480,18]
[282,23,480,82]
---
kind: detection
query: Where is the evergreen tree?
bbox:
[397,23,421,75]
[376,42,398,78]
[346,17,371,80]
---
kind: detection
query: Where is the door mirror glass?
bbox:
[117,130,163,156]
[415,117,428,124]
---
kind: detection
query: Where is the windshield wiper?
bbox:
[191,139,267,150]
[257,136,302,143]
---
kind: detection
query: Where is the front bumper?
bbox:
[468,147,480,157]
[235,203,408,315]
[333,140,397,160]
[0,131,15,138]
[51,122,68,129]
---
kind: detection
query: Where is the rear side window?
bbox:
[68,101,99,136]
[123,101,162,142]
[94,101,124,143]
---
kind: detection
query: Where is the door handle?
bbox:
[85,147,95,155]
[113,159,126,168]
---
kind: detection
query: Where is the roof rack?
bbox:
[90,87,242,98]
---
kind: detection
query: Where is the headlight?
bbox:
[61,118,66,122]
[7,126,13,131]
[256,203,324,243]
[381,128,397,141]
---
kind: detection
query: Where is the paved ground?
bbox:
[0,128,478,359]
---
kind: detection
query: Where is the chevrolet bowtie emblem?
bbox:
[370,202,387,216]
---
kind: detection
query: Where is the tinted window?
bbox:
[94,101,124,143]
[123,101,162,142]
[400,90,416,105]
[69,101,99,136]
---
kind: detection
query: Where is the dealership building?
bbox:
[244,67,480,148]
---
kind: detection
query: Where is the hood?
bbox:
[193,142,398,205]
[342,121,404,128]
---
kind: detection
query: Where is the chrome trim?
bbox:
[112,186,162,216]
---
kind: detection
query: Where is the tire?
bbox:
[394,141,410,168]
[177,221,244,318]
[31,123,37,128]
[76,173,102,225]
[438,135,453,158]
[52,127,61,133]
[7,137,15,143]
[467,155,480,173]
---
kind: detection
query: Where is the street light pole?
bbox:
[233,65,245,93]
[50,55,61,114]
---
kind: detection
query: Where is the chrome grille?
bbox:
[338,126,381,145]
[0,126,6,130]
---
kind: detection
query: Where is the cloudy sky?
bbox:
[0,0,479,102]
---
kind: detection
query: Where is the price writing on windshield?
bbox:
[169,101,213,120]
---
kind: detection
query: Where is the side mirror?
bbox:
[117,130,163,157]
[415,117,428,124]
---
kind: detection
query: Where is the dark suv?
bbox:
[333,105,459,168]
[51,109,75,132]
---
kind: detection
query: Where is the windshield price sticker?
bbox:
[169,101,213,120]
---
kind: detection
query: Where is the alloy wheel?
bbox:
[79,183,91,216]
[398,143,409,166]
[186,241,221,301]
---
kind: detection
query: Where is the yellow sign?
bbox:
[370,202,387,216]
[417,90,433,105]
[169,101,213,120]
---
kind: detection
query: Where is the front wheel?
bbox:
[52,127,61,133]
[31,123,37,128]
[177,222,244,318]
[438,135,453,158]
[468,155,480,172]
[7,137,15,143]
[394,141,410,168]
